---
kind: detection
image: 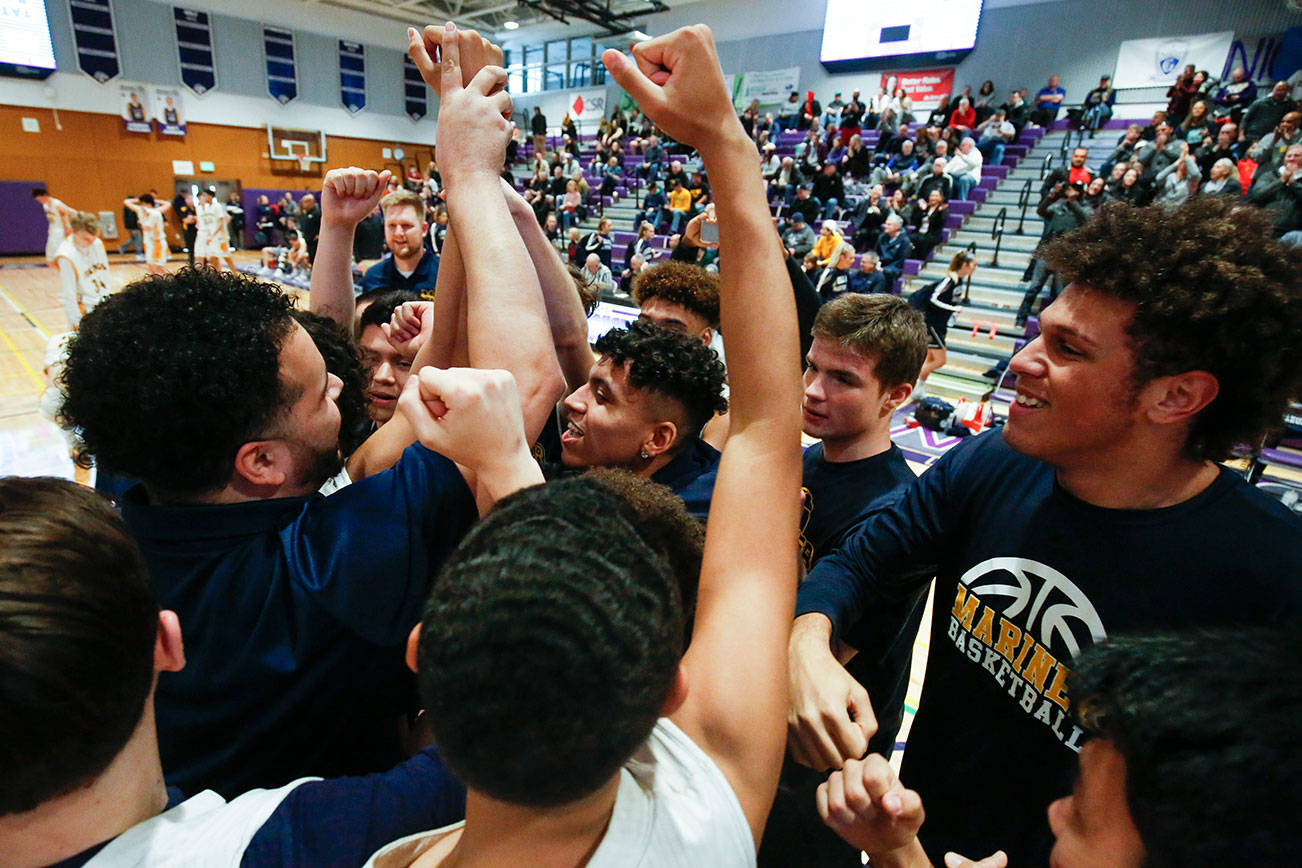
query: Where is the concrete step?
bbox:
[945,328,1020,357]
[919,261,1028,287]
[948,231,1042,253]
[967,215,1043,233]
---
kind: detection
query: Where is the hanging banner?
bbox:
[339,40,366,113]
[119,84,151,133]
[731,66,800,109]
[403,54,427,121]
[264,27,297,104]
[153,86,185,135]
[1114,31,1234,89]
[68,0,120,82]
[174,7,216,94]
[879,68,954,111]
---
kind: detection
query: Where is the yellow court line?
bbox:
[0,284,52,341]
[0,326,44,390]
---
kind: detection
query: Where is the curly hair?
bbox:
[1040,198,1302,460]
[631,261,721,330]
[417,476,683,807]
[594,319,728,445]
[292,310,369,458]
[1070,629,1302,866]
[61,268,297,497]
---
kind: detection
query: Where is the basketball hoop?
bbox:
[298,157,312,172]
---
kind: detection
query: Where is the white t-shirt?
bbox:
[363,719,755,868]
[55,236,112,327]
[85,780,312,866]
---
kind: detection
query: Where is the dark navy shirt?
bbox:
[798,430,1302,865]
[651,436,720,521]
[123,444,478,798]
[361,249,439,296]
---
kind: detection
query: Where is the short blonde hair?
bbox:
[379,188,426,222]
[69,211,101,235]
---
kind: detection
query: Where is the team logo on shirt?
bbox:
[947,557,1108,752]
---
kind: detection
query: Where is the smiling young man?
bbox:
[355,289,420,424]
[361,189,439,295]
[786,197,1302,865]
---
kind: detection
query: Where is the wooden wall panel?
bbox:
[0,106,435,244]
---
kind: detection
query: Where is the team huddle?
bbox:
[5,21,1302,868]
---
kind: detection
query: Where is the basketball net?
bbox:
[298,157,312,172]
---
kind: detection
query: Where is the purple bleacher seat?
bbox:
[1259,448,1302,470]
[903,259,921,276]
[613,231,636,244]
[949,200,976,216]
[982,165,1009,179]
[1005,144,1028,158]
[977,176,999,192]
[944,213,963,230]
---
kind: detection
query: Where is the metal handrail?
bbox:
[963,241,977,301]
[1015,178,1034,235]
[1039,153,1053,180]
[989,207,1007,267]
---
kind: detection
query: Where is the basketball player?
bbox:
[33,188,75,267]
[53,211,113,329]
[194,188,233,271]
[124,194,172,275]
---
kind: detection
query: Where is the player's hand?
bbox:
[322,167,392,227]
[817,755,924,857]
[682,211,717,250]
[416,23,512,182]
[382,300,434,358]
[599,26,742,152]
[408,24,502,100]
[787,616,877,770]
[397,367,527,469]
[943,852,1009,868]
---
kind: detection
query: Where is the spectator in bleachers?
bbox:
[1140,109,1168,140]
[783,213,817,260]
[867,138,918,194]
[841,134,872,179]
[916,156,953,203]
[846,250,887,293]
[799,90,822,130]
[556,149,581,178]
[1178,99,1213,141]
[667,179,693,233]
[812,219,845,265]
[1112,166,1146,205]
[824,91,845,127]
[927,96,952,129]
[1031,74,1066,126]
[848,184,887,249]
[945,137,984,200]
[1202,157,1245,200]
[777,89,801,133]
[907,189,948,261]
[688,171,712,211]
[973,79,997,119]
[814,240,857,301]
[581,252,614,296]
[628,221,658,268]
[599,155,622,202]
[542,212,561,246]
[866,86,889,129]
[1016,180,1091,325]
[1216,66,1257,118]
[1243,81,1298,143]
[638,180,667,231]
[664,159,689,191]
[583,217,615,268]
[1249,143,1302,236]
[561,113,577,144]
[1081,75,1116,135]
[530,105,547,154]
[640,134,666,181]
[620,252,648,294]
[1101,123,1145,177]
[812,162,846,220]
[826,133,848,166]
[791,183,822,225]
[948,96,977,136]
[1002,88,1030,134]
[759,141,781,177]
[796,128,823,172]
[885,186,909,222]
[1152,142,1203,206]
[1083,175,1108,211]
[1249,110,1301,174]
[1196,121,1244,176]
[841,90,864,139]
[1137,124,1181,184]
[874,121,909,159]
[1166,65,1199,126]
[975,108,1016,167]
[876,213,911,288]
[560,179,582,231]
[1042,145,1093,195]
[931,135,951,164]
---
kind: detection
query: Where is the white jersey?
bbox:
[141,207,168,267]
[195,201,230,258]
[55,236,112,327]
[84,780,312,867]
[44,198,68,260]
[363,719,755,868]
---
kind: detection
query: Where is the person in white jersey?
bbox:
[124,193,172,275]
[363,21,800,867]
[54,211,113,329]
[33,187,75,266]
[194,188,233,271]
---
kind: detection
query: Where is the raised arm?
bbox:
[310,167,391,329]
[409,24,564,440]
[603,25,803,843]
[123,198,144,218]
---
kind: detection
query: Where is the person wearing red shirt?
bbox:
[948,96,977,136]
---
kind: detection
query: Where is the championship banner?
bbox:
[264,27,297,104]
[173,7,217,95]
[119,84,151,133]
[1114,31,1234,89]
[153,86,185,136]
[403,54,427,121]
[69,0,120,83]
[732,66,800,109]
[880,68,953,111]
[339,40,366,114]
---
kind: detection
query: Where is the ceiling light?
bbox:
[503,20,519,29]
[629,30,651,41]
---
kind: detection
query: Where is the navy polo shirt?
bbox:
[361,249,439,296]
[651,437,720,521]
[122,443,478,798]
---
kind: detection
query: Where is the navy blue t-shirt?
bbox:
[797,430,1302,865]
[123,443,478,798]
[361,249,439,296]
[650,436,720,521]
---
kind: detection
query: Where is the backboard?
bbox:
[266,125,326,171]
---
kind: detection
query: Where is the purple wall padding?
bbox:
[241,187,320,247]
[0,181,53,255]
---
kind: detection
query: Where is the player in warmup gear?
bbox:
[194,188,233,272]
[33,188,76,268]
[53,211,113,330]
[124,194,172,275]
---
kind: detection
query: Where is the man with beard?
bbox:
[60,268,547,799]
[360,188,439,295]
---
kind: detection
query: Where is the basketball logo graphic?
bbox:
[959,557,1107,658]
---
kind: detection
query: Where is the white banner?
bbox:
[733,66,800,109]
[1113,31,1234,89]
